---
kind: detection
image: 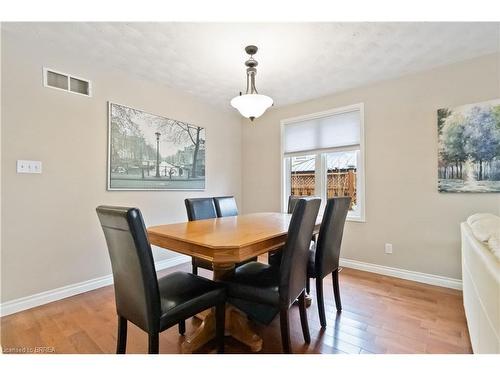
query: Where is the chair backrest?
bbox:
[288,195,319,214]
[96,206,160,333]
[287,196,302,214]
[213,196,238,217]
[184,198,217,221]
[280,197,321,307]
[314,197,351,278]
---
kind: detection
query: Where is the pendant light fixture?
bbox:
[230,45,273,121]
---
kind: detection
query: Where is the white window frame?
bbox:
[43,67,93,97]
[280,103,366,222]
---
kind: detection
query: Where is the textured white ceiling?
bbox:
[3,22,499,110]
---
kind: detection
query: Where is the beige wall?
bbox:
[242,53,500,280]
[1,32,242,302]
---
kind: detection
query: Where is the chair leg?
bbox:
[279,308,292,354]
[332,269,342,311]
[148,333,159,354]
[306,277,310,294]
[316,278,327,327]
[298,291,311,343]
[192,258,198,275]
[267,251,273,265]
[215,302,226,353]
[178,320,186,335]
[116,316,127,354]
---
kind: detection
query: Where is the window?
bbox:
[281,104,365,221]
[290,154,317,196]
[43,68,92,97]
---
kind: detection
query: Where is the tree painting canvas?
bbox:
[438,99,500,193]
[108,102,205,190]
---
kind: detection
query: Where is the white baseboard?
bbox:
[339,257,462,290]
[0,255,190,317]
[154,255,190,272]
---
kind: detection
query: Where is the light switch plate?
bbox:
[17,160,42,174]
[385,243,393,254]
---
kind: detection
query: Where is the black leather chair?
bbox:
[287,195,303,214]
[213,196,238,217]
[96,205,226,354]
[268,195,315,267]
[225,197,321,353]
[184,198,218,275]
[185,197,256,275]
[184,197,218,221]
[307,197,350,327]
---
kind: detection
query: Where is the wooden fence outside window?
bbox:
[290,169,357,208]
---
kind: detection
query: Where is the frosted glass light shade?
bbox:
[230,94,273,120]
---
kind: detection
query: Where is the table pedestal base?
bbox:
[182,262,263,353]
[181,306,262,353]
[226,306,262,352]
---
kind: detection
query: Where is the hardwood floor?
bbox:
[1,262,472,354]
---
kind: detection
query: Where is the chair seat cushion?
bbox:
[307,244,340,279]
[226,261,280,306]
[230,297,280,326]
[158,271,225,330]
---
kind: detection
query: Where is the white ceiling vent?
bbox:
[43,68,92,97]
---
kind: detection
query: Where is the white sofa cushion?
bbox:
[466,213,500,256]
[467,213,499,226]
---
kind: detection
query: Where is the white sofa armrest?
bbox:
[461,222,500,354]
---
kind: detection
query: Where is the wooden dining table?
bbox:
[147,212,321,353]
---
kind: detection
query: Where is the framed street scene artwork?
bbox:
[108,102,206,190]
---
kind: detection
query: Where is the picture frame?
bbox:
[437,99,500,193]
[107,102,206,191]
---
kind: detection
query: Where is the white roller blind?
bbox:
[284,110,360,154]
